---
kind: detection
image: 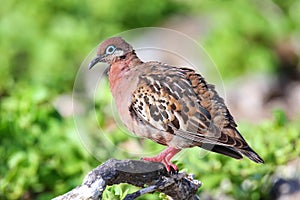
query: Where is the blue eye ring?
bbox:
[105,45,116,54]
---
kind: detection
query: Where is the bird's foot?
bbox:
[142,156,178,172]
[142,147,181,172]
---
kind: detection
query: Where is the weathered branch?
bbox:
[52,159,201,200]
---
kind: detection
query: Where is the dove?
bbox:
[89,37,264,171]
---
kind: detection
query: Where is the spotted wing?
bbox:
[130,65,264,163]
[130,66,227,144]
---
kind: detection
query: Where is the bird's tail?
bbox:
[201,144,264,163]
[204,144,243,160]
[240,147,264,163]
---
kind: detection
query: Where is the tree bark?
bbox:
[52,159,201,200]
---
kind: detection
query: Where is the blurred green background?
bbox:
[1,0,300,199]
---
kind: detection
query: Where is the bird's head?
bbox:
[89,37,134,69]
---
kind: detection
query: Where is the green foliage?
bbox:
[102,184,166,200]
[0,0,299,199]
[102,184,131,200]
[191,0,300,80]
[0,85,93,199]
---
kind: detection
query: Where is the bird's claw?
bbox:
[168,164,179,174]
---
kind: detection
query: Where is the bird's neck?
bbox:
[125,51,143,68]
[108,51,142,92]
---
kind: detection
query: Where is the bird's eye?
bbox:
[105,45,116,55]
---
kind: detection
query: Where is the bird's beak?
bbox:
[89,55,104,70]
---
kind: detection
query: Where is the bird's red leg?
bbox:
[142,147,181,171]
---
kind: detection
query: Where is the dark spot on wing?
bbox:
[161,111,168,118]
[153,114,163,122]
[144,96,149,104]
[171,117,180,129]
[158,104,165,110]
[171,104,176,110]
[150,104,158,116]
[183,105,189,112]
[166,126,175,134]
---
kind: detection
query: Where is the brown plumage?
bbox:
[89,37,264,171]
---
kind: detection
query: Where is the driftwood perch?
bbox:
[52,159,201,200]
